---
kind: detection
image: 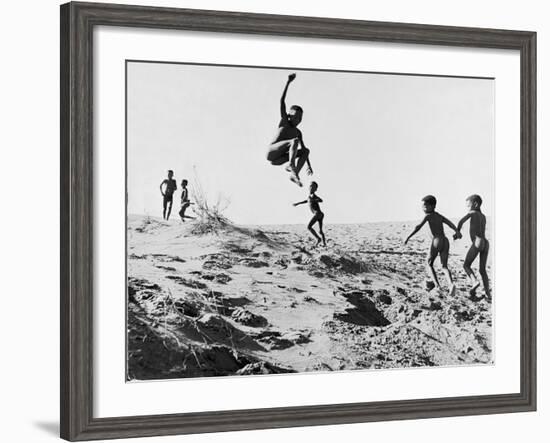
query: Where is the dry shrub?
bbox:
[190,169,231,235]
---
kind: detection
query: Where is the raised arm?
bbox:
[405,216,428,244]
[293,200,308,207]
[280,73,296,119]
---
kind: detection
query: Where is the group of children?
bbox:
[404,194,490,300]
[159,170,192,222]
[266,73,490,300]
[157,73,490,300]
[267,73,327,247]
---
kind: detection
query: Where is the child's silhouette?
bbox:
[405,195,459,295]
[266,73,313,187]
[159,170,177,220]
[294,181,326,247]
[455,194,490,300]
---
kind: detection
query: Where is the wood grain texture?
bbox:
[60,2,536,441]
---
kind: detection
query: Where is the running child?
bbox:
[266,73,313,187]
[404,195,460,295]
[293,181,326,246]
[159,170,177,220]
[454,194,490,300]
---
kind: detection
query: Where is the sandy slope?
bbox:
[127,215,493,381]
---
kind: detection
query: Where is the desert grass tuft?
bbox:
[190,168,232,235]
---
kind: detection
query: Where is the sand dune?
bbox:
[127,215,492,381]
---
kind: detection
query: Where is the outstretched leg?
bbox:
[463,244,480,296]
[479,241,490,299]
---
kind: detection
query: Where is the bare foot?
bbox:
[467,282,482,301]
[468,282,480,298]
[289,170,303,187]
[469,293,484,302]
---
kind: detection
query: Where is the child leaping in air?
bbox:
[405,195,460,296]
[293,181,326,247]
[454,194,490,301]
[266,73,313,187]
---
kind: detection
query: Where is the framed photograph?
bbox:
[60,1,536,441]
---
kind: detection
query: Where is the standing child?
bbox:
[266,73,313,187]
[293,181,326,246]
[404,195,460,295]
[159,170,177,220]
[454,194,490,300]
[178,179,192,222]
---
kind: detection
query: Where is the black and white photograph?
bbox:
[126,61,495,381]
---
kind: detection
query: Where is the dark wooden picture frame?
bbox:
[60,2,536,441]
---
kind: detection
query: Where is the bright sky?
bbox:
[127,61,494,225]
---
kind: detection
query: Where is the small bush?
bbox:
[190,169,231,235]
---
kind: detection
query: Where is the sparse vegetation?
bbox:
[190,169,232,235]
